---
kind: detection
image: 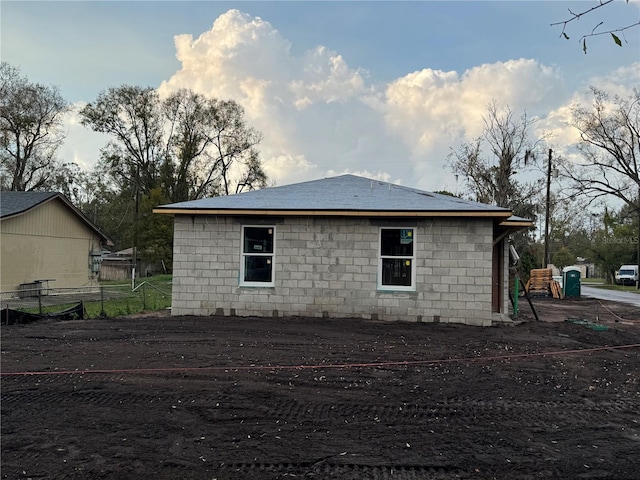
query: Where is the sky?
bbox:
[2,1,639,194]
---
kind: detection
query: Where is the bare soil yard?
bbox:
[1,297,639,480]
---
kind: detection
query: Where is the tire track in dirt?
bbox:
[216,462,463,479]
[4,385,636,428]
[0,389,168,407]
[255,397,639,426]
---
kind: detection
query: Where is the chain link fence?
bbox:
[1,279,172,324]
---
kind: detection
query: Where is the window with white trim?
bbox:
[378,227,416,291]
[240,226,275,286]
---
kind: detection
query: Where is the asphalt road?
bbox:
[581,284,640,306]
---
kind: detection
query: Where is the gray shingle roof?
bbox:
[155,174,512,216]
[0,191,58,218]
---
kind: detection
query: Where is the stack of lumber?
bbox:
[525,269,563,299]
[549,279,563,299]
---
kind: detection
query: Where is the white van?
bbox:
[615,265,639,285]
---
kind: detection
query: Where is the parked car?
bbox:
[615,265,639,285]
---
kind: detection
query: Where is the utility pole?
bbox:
[543,148,552,269]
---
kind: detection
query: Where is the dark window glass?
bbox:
[382,258,412,286]
[244,227,273,254]
[244,256,272,282]
[381,228,413,256]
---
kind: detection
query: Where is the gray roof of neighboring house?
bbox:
[155,174,513,217]
[0,191,113,244]
[0,191,58,218]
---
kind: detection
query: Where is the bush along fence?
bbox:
[0,280,172,324]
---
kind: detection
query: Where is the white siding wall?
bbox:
[171,215,500,326]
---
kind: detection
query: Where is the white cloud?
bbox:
[67,9,638,197]
[325,169,398,185]
[158,9,399,188]
[289,46,368,108]
[583,62,640,96]
[263,154,317,187]
[384,59,565,148]
[160,10,577,192]
[536,62,640,160]
[381,59,567,191]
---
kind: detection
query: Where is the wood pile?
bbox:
[550,279,563,299]
[525,268,563,299]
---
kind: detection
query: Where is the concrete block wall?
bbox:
[171,215,499,326]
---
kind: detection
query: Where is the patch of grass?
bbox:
[581,278,604,284]
[580,277,640,293]
[84,275,173,318]
[12,276,174,319]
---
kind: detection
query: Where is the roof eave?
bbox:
[500,220,534,227]
[53,195,115,246]
[496,218,535,236]
[153,208,512,218]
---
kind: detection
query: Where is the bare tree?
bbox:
[448,102,539,216]
[204,99,264,197]
[82,86,266,202]
[564,87,640,286]
[162,89,265,201]
[551,0,640,53]
[564,87,639,208]
[0,62,69,191]
[80,85,266,266]
[80,85,164,195]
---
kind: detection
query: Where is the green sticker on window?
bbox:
[400,229,413,244]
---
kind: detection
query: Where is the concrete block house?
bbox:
[155,175,531,326]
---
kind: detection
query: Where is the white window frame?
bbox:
[377,227,416,292]
[240,225,276,287]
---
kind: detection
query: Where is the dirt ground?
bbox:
[1,297,639,480]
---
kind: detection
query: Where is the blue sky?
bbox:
[2,1,639,192]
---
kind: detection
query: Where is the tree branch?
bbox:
[551,0,639,51]
[580,20,640,43]
[550,0,615,31]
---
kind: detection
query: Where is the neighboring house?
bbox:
[155,175,532,326]
[0,191,112,293]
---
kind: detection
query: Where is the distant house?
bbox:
[0,191,112,293]
[99,248,138,282]
[99,248,166,281]
[155,175,531,326]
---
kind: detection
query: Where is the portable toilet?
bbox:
[563,266,581,298]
